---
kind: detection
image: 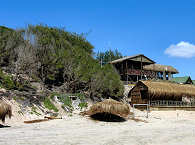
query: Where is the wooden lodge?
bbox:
[128,81,195,107]
[110,54,178,84]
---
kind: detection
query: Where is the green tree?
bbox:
[96,49,123,65]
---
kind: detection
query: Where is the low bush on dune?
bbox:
[43,97,58,112]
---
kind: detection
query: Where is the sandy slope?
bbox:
[1,110,195,145]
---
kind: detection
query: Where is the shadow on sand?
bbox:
[90,113,126,122]
[0,124,11,128]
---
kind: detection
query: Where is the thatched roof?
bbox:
[0,100,12,123]
[136,81,195,99]
[143,64,178,74]
[84,99,130,118]
[110,54,155,64]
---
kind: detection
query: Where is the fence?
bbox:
[150,100,195,107]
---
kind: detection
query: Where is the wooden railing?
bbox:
[150,100,195,107]
[127,69,157,78]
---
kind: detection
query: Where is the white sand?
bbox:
[1,110,195,145]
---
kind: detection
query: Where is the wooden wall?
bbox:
[130,85,148,104]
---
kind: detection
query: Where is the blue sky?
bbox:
[1,0,195,79]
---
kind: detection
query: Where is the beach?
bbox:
[1,110,195,145]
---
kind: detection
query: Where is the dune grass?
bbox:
[43,97,58,112]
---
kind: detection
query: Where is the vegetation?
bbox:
[55,94,73,112]
[0,25,124,100]
[96,49,123,65]
[0,69,15,90]
[78,102,88,110]
[76,93,88,110]
[0,69,32,91]
[17,110,23,115]
[60,95,73,108]
[50,92,61,100]
[43,97,58,112]
[31,106,41,116]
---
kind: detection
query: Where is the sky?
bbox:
[1,0,195,79]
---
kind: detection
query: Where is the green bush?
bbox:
[0,70,15,90]
[59,94,73,111]
[50,92,60,100]
[63,96,72,108]
[78,102,88,110]
[43,97,58,112]
[31,106,41,116]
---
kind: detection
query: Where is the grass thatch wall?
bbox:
[140,81,195,100]
[0,100,12,123]
[84,99,130,118]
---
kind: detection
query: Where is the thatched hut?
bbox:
[143,64,178,74]
[128,80,195,105]
[84,99,130,119]
[143,64,178,80]
[0,100,12,123]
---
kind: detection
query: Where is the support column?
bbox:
[168,72,172,80]
[141,55,143,80]
[163,71,166,80]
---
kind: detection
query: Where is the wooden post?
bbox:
[100,57,103,68]
[163,71,166,80]
[168,72,172,80]
[126,60,128,84]
[141,55,143,80]
[121,62,123,80]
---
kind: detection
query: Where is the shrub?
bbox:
[0,70,15,90]
[78,102,88,110]
[31,106,41,116]
[58,94,73,112]
[43,97,58,112]
[50,92,60,100]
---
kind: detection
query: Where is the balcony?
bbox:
[126,69,157,78]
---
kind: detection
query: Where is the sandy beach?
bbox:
[1,110,195,145]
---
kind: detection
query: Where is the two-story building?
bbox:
[110,54,178,84]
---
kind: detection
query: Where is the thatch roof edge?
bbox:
[139,80,195,99]
[143,64,179,73]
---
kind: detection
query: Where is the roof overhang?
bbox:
[110,54,155,64]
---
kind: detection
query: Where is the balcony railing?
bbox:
[126,69,157,78]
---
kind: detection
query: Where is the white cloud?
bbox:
[165,41,195,58]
